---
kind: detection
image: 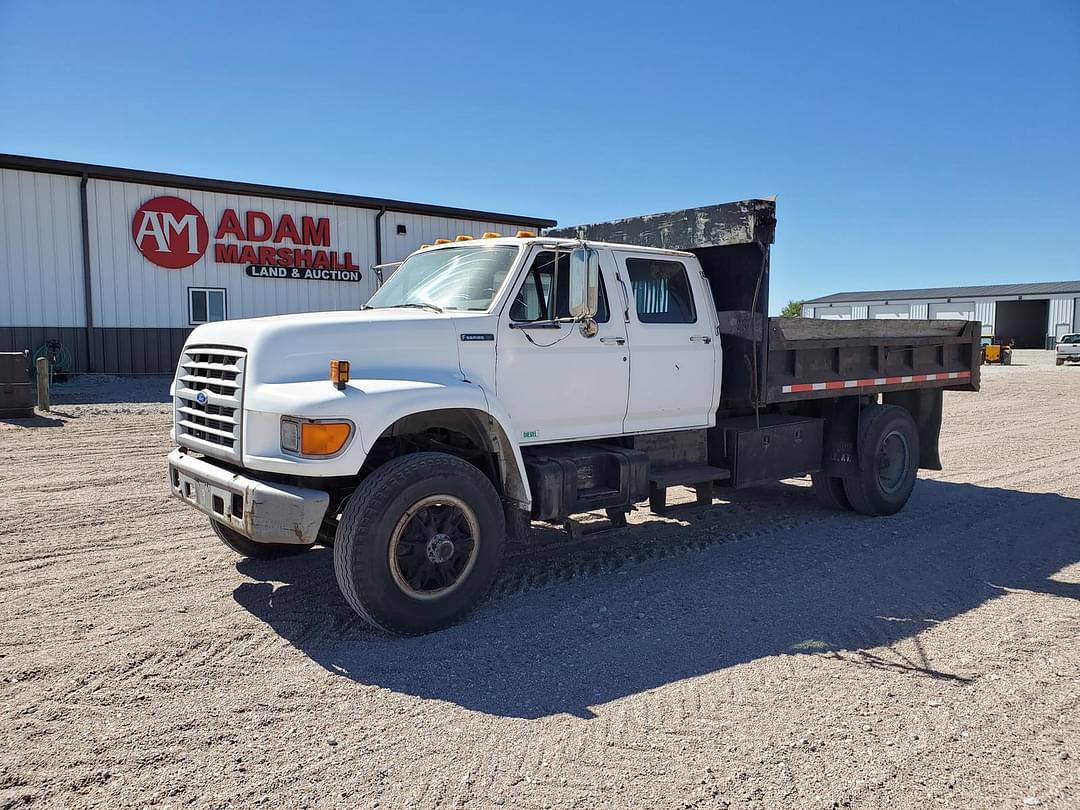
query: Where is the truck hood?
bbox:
[185,308,466,385]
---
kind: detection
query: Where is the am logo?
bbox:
[132,196,209,269]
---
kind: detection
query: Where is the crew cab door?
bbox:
[495,247,629,444]
[616,251,719,432]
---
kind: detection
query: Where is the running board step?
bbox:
[648,464,731,514]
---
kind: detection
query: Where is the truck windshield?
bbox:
[367,245,520,312]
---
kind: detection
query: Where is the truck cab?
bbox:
[168,201,981,635]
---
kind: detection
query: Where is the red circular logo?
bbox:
[132,196,209,269]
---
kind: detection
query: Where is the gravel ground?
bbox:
[0,352,1076,809]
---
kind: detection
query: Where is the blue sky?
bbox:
[1,0,1077,312]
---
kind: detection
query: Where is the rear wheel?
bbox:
[211,520,310,560]
[811,473,853,511]
[333,452,505,635]
[842,405,920,516]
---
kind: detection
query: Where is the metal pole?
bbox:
[35,357,50,412]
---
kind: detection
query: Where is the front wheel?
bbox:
[842,405,920,517]
[333,452,506,635]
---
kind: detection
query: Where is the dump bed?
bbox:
[550,198,981,412]
[764,317,980,403]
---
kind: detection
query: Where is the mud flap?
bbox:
[883,388,943,470]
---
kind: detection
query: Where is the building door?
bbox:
[868,304,910,319]
[496,247,629,443]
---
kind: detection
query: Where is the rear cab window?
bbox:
[624,257,697,324]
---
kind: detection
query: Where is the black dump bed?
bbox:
[549,199,981,412]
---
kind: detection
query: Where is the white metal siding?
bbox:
[378,211,538,265]
[868,303,911,319]
[974,301,994,335]
[929,302,975,320]
[0,168,85,327]
[1048,296,1074,339]
[88,179,380,328]
[911,302,928,319]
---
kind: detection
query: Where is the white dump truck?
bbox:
[167,200,981,634]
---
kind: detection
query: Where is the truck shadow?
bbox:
[233,479,1080,719]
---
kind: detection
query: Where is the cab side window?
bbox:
[510,250,610,322]
[625,258,696,324]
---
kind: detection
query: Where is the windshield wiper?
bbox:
[383,302,445,313]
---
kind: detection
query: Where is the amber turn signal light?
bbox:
[330,359,350,389]
[300,422,352,456]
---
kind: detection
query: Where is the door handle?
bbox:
[599,336,626,346]
[690,335,712,344]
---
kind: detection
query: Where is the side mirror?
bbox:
[568,248,600,320]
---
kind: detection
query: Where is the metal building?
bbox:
[802,281,1080,349]
[0,154,554,374]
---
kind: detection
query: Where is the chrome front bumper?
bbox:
[167,448,329,545]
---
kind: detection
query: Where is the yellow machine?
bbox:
[981,336,1013,365]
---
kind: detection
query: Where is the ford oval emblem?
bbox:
[196,391,209,405]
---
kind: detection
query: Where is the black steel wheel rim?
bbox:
[388,494,479,600]
[877,430,910,495]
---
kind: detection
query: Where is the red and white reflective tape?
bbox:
[781,370,972,395]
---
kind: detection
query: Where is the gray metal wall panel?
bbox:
[974,301,995,335]
[1048,295,1074,338]
[378,212,538,265]
[0,169,85,327]
[0,326,90,372]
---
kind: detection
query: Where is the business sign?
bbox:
[245,265,361,282]
[132,195,362,278]
[132,197,209,269]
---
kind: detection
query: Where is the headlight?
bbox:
[280,417,353,457]
[280,418,300,452]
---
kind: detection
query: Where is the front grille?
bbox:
[174,345,245,462]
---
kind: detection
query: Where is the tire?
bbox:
[211,520,311,560]
[842,405,920,517]
[811,472,853,511]
[333,452,506,635]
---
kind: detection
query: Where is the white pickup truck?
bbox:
[168,200,981,634]
[1056,334,1080,365]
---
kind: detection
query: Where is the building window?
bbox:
[625,258,697,324]
[189,288,227,325]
